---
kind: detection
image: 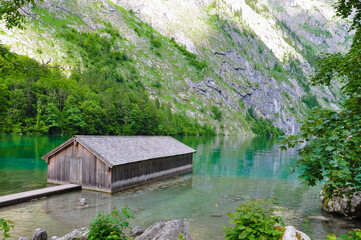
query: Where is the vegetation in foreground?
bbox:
[326,230,361,240]
[0,218,13,240]
[224,199,284,240]
[88,207,133,240]
[2,201,361,239]
[224,199,361,240]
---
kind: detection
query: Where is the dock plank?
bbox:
[0,184,81,208]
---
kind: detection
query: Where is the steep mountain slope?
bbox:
[0,0,350,135]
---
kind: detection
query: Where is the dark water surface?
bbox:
[0,135,360,239]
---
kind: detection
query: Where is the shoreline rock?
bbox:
[32,229,47,240]
[131,226,145,237]
[56,227,89,240]
[21,220,310,240]
[320,190,361,219]
[282,226,310,240]
[21,220,190,240]
[134,219,191,240]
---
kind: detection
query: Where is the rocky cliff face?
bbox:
[0,0,350,134]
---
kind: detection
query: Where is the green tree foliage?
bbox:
[0,0,43,30]
[281,1,361,197]
[224,199,285,240]
[0,26,215,136]
[0,83,9,134]
[0,0,44,67]
[88,207,133,240]
[246,108,284,137]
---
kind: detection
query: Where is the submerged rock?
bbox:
[282,226,310,240]
[135,219,191,240]
[307,215,330,221]
[210,214,222,217]
[80,198,87,206]
[32,229,47,240]
[321,190,361,219]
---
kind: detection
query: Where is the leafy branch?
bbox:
[280,0,361,198]
[0,218,14,240]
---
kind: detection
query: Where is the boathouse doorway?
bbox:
[70,157,82,185]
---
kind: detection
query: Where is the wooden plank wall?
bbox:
[76,144,111,192]
[111,153,193,192]
[47,143,111,192]
[47,145,73,184]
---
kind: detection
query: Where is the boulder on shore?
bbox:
[32,229,47,240]
[131,226,145,237]
[282,226,310,240]
[53,227,89,240]
[321,191,361,219]
[134,219,191,240]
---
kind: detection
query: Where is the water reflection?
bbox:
[0,135,69,195]
[184,136,298,179]
[0,135,69,170]
[0,136,360,239]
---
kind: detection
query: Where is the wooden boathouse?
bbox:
[41,136,196,193]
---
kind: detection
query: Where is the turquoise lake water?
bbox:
[0,135,360,239]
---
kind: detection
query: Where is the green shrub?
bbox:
[0,218,14,240]
[178,233,186,240]
[170,38,206,70]
[211,106,222,121]
[88,207,134,240]
[326,229,361,240]
[150,35,162,49]
[224,199,285,240]
[238,101,245,110]
[273,62,283,73]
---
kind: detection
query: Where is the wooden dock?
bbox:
[0,184,81,208]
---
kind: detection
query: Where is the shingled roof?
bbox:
[42,135,196,168]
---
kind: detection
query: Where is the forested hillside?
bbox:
[0,0,351,136]
[0,39,215,136]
